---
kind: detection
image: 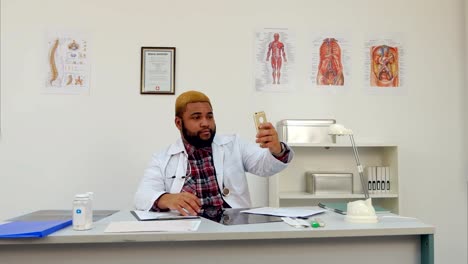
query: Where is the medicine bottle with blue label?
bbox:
[73,193,92,230]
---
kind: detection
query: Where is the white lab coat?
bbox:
[134,134,294,211]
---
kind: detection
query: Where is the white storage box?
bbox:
[305,172,353,194]
[276,119,336,144]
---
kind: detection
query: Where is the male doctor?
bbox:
[134,90,294,216]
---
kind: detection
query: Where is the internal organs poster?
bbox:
[310,34,351,91]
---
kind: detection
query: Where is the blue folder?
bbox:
[0,219,72,238]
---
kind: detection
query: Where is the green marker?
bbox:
[311,218,325,228]
[311,221,320,228]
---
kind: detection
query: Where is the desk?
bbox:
[0,210,434,264]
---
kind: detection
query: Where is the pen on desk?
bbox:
[318,203,346,215]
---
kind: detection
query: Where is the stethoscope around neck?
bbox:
[174,153,231,197]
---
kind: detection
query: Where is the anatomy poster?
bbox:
[364,34,406,95]
[254,28,295,92]
[45,32,90,94]
[309,34,351,93]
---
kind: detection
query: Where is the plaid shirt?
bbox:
[182,141,224,212]
[181,140,291,212]
[153,140,291,212]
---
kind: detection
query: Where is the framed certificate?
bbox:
[140,47,176,94]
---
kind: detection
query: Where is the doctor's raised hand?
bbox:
[255,122,285,157]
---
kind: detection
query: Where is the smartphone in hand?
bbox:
[254,111,268,132]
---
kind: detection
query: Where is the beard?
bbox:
[181,122,216,148]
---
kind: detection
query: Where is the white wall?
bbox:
[1,0,466,262]
[465,0,468,255]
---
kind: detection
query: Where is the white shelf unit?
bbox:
[269,143,399,213]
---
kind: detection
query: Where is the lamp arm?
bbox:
[349,135,369,199]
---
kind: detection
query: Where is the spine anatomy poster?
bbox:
[45,32,90,94]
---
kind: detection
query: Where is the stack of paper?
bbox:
[104,220,201,233]
[131,210,199,221]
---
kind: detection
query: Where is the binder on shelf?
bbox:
[382,166,386,193]
[376,166,381,193]
[381,167,386,193]
[0,219,72,238]
[366,166,373,195]
[385,166,391,193]
[372,167,377,194]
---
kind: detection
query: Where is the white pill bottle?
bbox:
[72,193,93,230]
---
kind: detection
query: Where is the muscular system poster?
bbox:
[254,28,295,92]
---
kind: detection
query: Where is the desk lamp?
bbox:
[328,124,378,223]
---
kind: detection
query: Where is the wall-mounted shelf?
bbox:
[287,142,398,148]
[269,144,399,213]
[279,192,399,200]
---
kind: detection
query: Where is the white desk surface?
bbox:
[0,209,434,245]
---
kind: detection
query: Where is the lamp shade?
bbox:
[328,124,353,135]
